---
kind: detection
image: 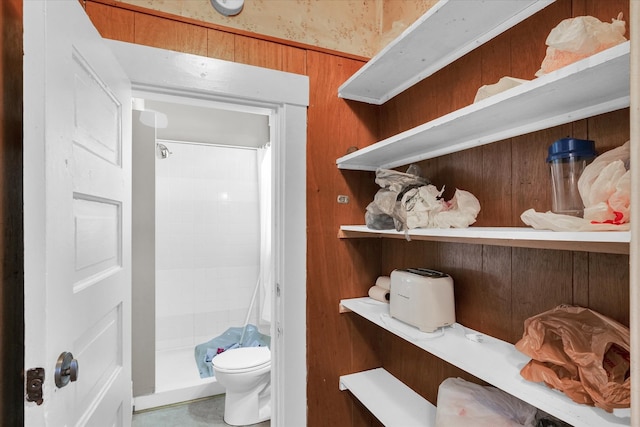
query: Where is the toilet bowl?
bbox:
[212,346,271,426]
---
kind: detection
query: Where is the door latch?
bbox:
[26,367,45,405]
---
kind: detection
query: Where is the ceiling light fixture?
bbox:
[211,0,244,17]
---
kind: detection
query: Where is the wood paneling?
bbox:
[479,139,512,226]
[306,50,378,234]
[588,253,630,326]
[234,36,283,70]
[134,13,207,56]
[282,45,307,75]
[85,1,135,42]
[232,35,306,74]
[306,49,380,427]
[206,28,234,62]
[1,0,23,424]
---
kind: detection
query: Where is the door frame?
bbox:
[106,40,309,426]
[1,0,24,424]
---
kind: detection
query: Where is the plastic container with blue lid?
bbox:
[546,138,597,217]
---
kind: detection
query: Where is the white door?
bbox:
[23,1,132,425]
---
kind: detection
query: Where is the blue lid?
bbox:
[547,138,596,162]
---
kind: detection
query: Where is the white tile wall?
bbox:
[155,141,261,352]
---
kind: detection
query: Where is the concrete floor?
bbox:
[132,395,270,427]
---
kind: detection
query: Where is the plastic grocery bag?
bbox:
[515,305,630,412]
[401,185,481,229]
[578,141,630,224]
[366,163,480,230]
[435,377,537,426]
[536,14,626,76]
[474,76,528,103]
[365,165,429,231]
[521,141,630,231]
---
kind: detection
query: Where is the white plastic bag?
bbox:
[521,142,630,231]
[536,14,626,76]
[401,185,481,229]
[435,377,537,427]
[474,76,528,103]
[578,141,630,224]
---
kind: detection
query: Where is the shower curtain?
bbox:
[257,145,273,325]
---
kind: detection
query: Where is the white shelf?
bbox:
[339,368,437,426]
[340,297,631,427]
[339,225,631,254]
[338,0,555,105]
[337,41,630,171]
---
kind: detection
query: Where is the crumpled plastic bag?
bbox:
[515,305,630,412]
[402,185,481,229]
[435,377,538,426]
[521,141,630,231]
[578,141,630,224]
[536,13,626,76]
[474,76,528,103]
[365,165,481,231]
[365,165,429,231]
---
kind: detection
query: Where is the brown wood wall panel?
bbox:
[283,46,307,75]
[480,139,512,226]
[588,253,630,326]
[572,251,590,307]
[307,51,378,234]
[589,109,631,152]
[479,245,513,341]
[306,49,380,427]
[234,36,283,70]
[206,28,235,61]
[134,13,208,56]
[85,1,135,42]
[511,248,575,340]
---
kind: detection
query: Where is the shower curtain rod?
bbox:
[157,138,269,151]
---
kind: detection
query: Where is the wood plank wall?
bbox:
[84,1,631,426]
[1,0,24,424]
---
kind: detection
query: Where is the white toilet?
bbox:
[212,346,271,426]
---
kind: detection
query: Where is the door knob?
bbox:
[55,351,79,388]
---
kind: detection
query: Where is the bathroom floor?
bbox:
[132,395,270,427]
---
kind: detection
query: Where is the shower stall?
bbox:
[132,100,272,410]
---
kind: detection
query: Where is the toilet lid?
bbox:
[212,346,271,370]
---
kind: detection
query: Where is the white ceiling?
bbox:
[140,99,270,148]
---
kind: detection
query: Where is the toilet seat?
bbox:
[213,346,271,373]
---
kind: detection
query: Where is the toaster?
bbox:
[389,268,455,332]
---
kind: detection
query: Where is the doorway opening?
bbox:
[131,94,275,410]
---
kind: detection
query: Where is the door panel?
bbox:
[23,1,132,425]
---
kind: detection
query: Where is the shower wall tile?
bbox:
[156,313,196,351]
[155,141,262,353]
[194,310,231,344]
